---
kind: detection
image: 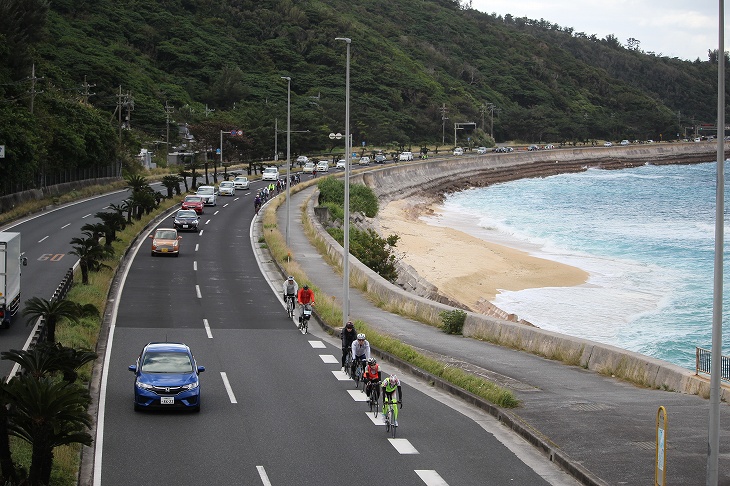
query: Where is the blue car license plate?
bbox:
[161,397,174,405]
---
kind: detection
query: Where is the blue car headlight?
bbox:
[136,380,154,390]
[182,381,199,391]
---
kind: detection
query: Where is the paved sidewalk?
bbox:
[254,184,730,486]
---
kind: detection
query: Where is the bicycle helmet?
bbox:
[356,333,365,340]
[389,374,399,385]
[303,285,309,290]
[287,276,294,280]
[368,358,377,366]
[345,321,354,329]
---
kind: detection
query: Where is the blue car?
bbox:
[129,342,205,412]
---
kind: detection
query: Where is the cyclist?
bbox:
[254,193,262,214]
[282,276,299,314]
[341,321,357,369]
[363,357,381,401]
[297,284,315,324]
[350,333,370,377]
[381,374,403,426]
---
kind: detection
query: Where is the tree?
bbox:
[161,174,182,197]
[2,342,97,384]
[69,234,114,284]
[6,375,92,486]
[22,297,88,344]
[94,210,127,247]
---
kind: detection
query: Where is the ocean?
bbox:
[427,160,730,370]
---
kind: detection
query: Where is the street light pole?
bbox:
[281,76,292,246]
[336,36,351,328]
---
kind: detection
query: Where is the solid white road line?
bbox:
[203,318,212,338]
[256,466,272,486]
[309,340,326,348]
[347,390,368,401]
[319,354,338,363]
[389,438,419,454]
[331,370,350,381]
[415,470,449,485]
[220,372,238,403]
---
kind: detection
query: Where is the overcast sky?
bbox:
[470,1,723,61]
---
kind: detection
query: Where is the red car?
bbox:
[181,195,204,214]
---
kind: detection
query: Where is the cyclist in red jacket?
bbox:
[297,285,315,324]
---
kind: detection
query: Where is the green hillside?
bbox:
[0,0,724,194]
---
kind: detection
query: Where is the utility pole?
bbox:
[479,103,487,130]
[165,101,174,161]
[80,76,96,104]
[28,64,43,115]
[440,103,448,146]
[486,102,496,139]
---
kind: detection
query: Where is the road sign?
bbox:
[0,145,4,158]
[329,132,343,140]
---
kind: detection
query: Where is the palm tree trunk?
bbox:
[0,402,17,484]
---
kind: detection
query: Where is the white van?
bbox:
[453,147,464,156]
[262,167,279,181]
[398,151,413,161]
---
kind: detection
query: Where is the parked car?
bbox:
[336,159,347,169]
[218,181,235,196]
[453,147,464,156]
[374,154,387,163]
[296,155,309,166]
[359,156,371,165]
[172,210,200,232]
[476,146,488,154]
[316,161,329,172]
[262,167,279,181]
[232,176,250,190]
[181,195,204,214]
[196,185,217,206]
[128,342,205,412]
[149,228,181,257]
[302,162,316,174]
[398,151,413,161]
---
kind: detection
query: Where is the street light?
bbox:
[281,76,291,246]
[335,36,351,328]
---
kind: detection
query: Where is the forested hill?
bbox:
[0,0,724,192]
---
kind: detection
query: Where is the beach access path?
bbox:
[261,154,730,485]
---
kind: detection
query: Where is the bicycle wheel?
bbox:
[303,319,308,334]
[391,415,397,438]
[287,298,294,318]
[385,407,392,434]
[353,364,361,388]
[373,388,379,418]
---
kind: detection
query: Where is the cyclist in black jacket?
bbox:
[341,321,357,369]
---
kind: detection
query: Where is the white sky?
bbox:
[470,0,723,61]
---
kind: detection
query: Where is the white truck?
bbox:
[0,232,27,329]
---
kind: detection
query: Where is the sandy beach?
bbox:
[377,198,589,311]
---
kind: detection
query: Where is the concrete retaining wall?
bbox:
[310,143,730,400]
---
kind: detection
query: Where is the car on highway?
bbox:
[296,155,309,166]
[476,146,488,154]
[336,159,347,169]
[453,147,464,156]
[262,167,279,181]
[181,195,204,214]
[196,185,217,206]
[128,342,205,412]
[316,161,329,172]
[603,141,613,147]
[620,140,630,146]
[359,156,371,165]
[149,228,181,257]
[172,209,200,232]
[218,181,235,196]
[398,151,413,161]
[374,154,387,163]
[232,176,250,190]
[527,145,539,151]
[302,162,316,174]
[543,144,555,150]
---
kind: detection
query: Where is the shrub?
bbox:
[440,309,466,334]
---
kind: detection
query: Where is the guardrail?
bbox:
[696,347,730,382]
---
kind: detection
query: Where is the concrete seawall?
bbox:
[311,143,729,400]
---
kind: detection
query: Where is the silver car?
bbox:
[218,181,235,196]
[232,176,250,190]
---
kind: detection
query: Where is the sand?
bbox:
[377,198,589,311]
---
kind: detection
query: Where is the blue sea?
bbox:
[428,160,730,370]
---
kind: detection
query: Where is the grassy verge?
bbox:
[259,180,519,408]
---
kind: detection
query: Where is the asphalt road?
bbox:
[93,176,578,486]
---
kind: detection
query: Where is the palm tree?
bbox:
[177,168,191,193]
[2,342,98,383]
[22,298,85,344]
[69,235,114,285]
[125,174,149,193]
[161,174,182,198]
[0,382,18,484]
[94,211,127,247]
[6,375,92,486]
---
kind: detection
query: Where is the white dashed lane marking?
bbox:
[309,340,326,348]
[319,354,339,364]
[389,438,418,454]
[415,470,448,485]
[347,390,368,401]
[331,370,350,381]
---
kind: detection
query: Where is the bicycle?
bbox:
[353,358,366,388]
[343,352,353,378]
[383,398,400,438]
[365,380,380,417]
[284,294,296,318]
[298,303,312,334]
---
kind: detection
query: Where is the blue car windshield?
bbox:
[141,352,193,373]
